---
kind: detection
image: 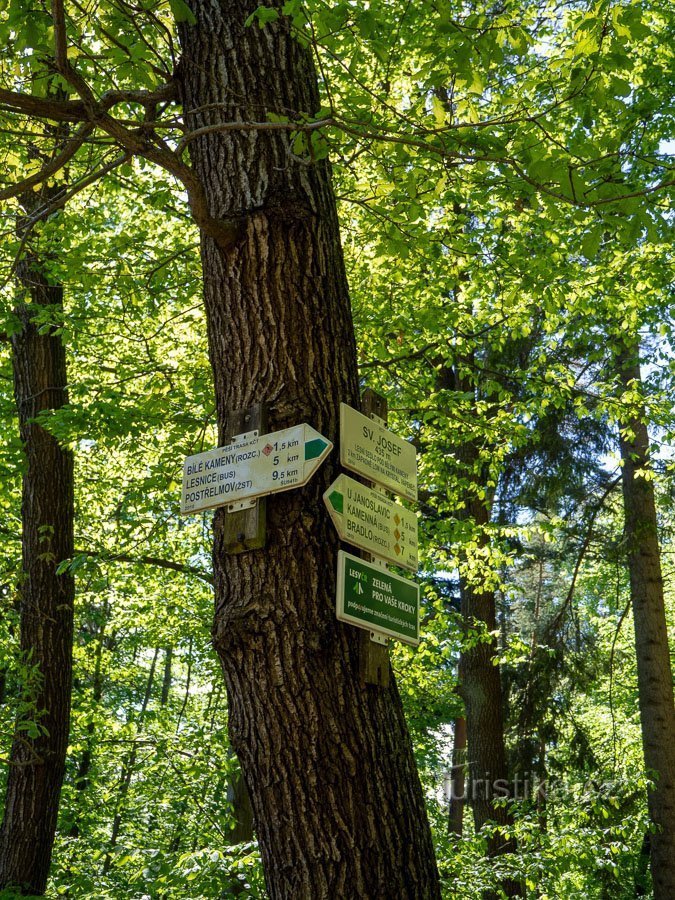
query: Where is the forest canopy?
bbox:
[0,0,673,897]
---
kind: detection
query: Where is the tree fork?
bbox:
[177,2,440,897]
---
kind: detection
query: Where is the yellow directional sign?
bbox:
[324,474,418,571]
[180,424,332,514]
[339,403,417,501]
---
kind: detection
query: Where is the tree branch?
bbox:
[175,116,335,155]
[0,124,94,201]
[545,475,622,639]
[0,529,213,585]
[0,88,88,122]
[76,550,214,585]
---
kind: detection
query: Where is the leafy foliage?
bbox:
[0,0,674,896]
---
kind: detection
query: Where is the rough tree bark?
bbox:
[177,3,440,897]
[616,342,675,900]
[0,198,75,894]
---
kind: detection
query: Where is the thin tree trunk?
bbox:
[448,716,466,836]
[0,198,75,895]
[227,768,255,844]
[102,647,158,875]
[175,635,192,732]
[458,516,522,897]
[177,4,440,897]
[617,342,675,900]
[160,647,173,706]
[536,732,547,833]
[634,830,651,897]
[458,552,516,852]
[69,606,108,837]
[432,359,521,895]
[437,360,519,893]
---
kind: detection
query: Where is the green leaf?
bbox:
[168,0,196,24]
[245,6,280,28]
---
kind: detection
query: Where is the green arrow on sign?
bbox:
[328,490,344,513]
[305,438,329,460]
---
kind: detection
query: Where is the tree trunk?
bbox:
[69,606,108,838]
[617,343,675,900]
[160,646,173,706]
[448,716,466,836]
[458,515,522,897]
[458,535,516,852]
[177,3,440,897]
[102,647,159,875]
[437,361,519,893]
[226,768,255,844]
[0,203,75,894]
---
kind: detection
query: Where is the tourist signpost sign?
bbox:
[336,550,419,646]
[180,424,332,514]
[339,403,417,501]
[330,400,420,653]
[323,474,418,571]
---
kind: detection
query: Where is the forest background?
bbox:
[0,0,674,897]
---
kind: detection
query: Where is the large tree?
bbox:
[615,337,675,900]
[1,0,674,894]
[176,3,440,896]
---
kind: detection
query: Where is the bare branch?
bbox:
[360,341,440,370]
[98,82,178,113]
[76,549,214,585]
[175,116,335,155]
[51,0,96,112]
[0,123,94,201]
[0,88,88,123]
[0,529,213,585]
[545,476,622,639]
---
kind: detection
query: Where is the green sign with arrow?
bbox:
[324,474,418,571]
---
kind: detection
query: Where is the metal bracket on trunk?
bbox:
[369,631,388,646]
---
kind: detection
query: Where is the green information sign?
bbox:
[336,550,419,646]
